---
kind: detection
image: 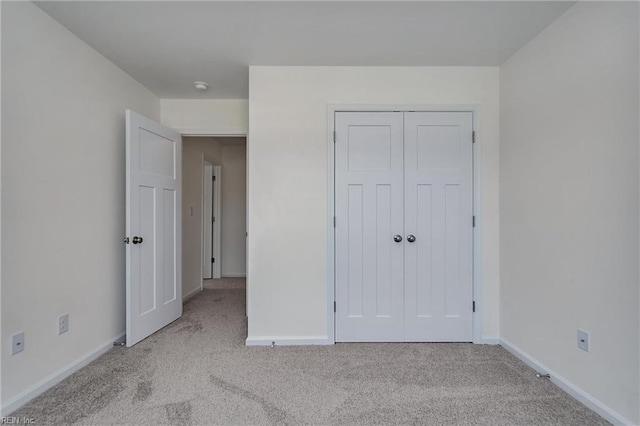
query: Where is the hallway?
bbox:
[13,279,606,425]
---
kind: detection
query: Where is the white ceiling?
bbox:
[36,1,573,99]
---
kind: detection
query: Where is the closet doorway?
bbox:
[334,111,474,342]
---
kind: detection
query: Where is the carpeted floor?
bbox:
[13,278,608,425]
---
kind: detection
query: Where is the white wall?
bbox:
[1,1,160,410]
[500,2,639,423]
[248,66,500,342]
[221,145,247,277]
[160,99,248,135]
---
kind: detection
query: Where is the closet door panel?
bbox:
[404,112,473,342]
[335,112,405,342]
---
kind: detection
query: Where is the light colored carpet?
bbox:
[13,278,608,425]
[203,277,246,290]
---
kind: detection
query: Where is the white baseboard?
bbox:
[221,273,246,278]
[500,338,635,426]
[182,286,202,301]
[0,332,125,416]
[246,337,499,346]
[246,336,333,346]
[476,337,500,345]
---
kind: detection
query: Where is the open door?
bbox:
[212,165,222,279]
[125,110,182,347]
[203,162,213,279]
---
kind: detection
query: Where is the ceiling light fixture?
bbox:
[194,81,209,92]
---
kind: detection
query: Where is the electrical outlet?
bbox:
[11,332,24,355]
[577,329,590,352]
[58,313,69,335]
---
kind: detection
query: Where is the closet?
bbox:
[335,111,473,342]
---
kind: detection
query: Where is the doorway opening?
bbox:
[182,136,247,301]
[125,110,248,347]
[203,161,221,280]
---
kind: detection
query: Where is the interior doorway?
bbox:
[124,111,248,346]
[203,162,222,279]
[181,136,247,301]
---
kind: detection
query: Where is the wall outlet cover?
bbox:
[59,313,69,335]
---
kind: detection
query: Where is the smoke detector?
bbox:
[193,81,209,92]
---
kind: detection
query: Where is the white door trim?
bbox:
[326,104,484,344]
[212,165,222,279]
[203,161,214,280]
[201,162,223,280]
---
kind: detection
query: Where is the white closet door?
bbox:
[403,112,473,341]
[335,112,405,342]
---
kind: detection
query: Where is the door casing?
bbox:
[327,104,484,344]
[202,162,222,280]
[180,132,246,306]
[203,161,214,280]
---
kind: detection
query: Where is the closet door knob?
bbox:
[393,235,403,243]
[132,236,143,244]
[406,235,416,243]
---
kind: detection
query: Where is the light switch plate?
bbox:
[577,329,590,352]
[11,332,24,355]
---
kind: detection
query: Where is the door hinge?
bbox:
[472,216,476,227]
[213,175,216,181]
[212,216,215,223]
[333,131,336,144]
[472,131,476,143]
[473,301,476,312]
[212,258,215,263]
[334,301,336,312]
[333,216,336,228]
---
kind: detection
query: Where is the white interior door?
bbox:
[126,110,182,347]
[203,162,213,279]
[404,112,473,341]
[335,112,405,342]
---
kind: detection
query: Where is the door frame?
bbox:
[180,130,247,302]
[212,165,222,278]
[202,160,214,280]
[201,161,222,280]
[326,104,484,344]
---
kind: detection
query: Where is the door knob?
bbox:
[407,234,416,243]
[123,237,130,244]
[132,236,143,244]
[393,234,403,243]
